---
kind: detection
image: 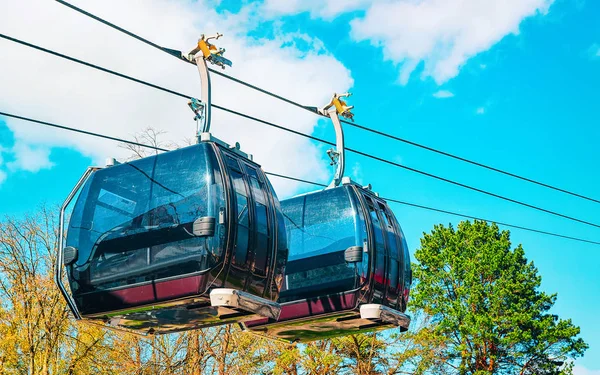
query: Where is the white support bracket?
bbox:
[360,304,411,330]
[210,288,281,321]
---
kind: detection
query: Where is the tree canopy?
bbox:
[409,220,587,375]
[0,191,587,374]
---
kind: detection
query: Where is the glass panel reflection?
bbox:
[66,144,225,291]
[279,187,363,302]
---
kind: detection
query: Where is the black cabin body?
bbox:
[244,179,412,342]
[59,137,288,334]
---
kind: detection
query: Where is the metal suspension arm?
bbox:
[319,93,354,188]
[185,34,233,137]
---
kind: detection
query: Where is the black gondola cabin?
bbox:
[57,136,287,334]
[244,178,412,342]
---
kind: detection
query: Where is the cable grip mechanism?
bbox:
[188,97,206,138]
[320,92,354,122]
[326,148,340,166]
[186,33,232,69]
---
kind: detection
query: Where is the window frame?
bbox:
[241,162,274,277]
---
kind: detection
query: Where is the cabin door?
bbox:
[362,195,390,305]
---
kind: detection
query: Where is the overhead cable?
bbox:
[2,33,600,230]
[2,110,599,246]
[265,175,600,247]
[53,0,600,206]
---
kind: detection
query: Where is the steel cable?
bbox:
[1,110,599,246]
[2,33,599,229]
[53,0,600,205]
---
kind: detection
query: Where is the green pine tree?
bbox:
[408,220,587,375]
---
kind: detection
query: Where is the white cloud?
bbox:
[0,0,353,197]
[587,43,600,60]
[6,143,54,172]
[476,107,486,115]
[350,0,553,84]
[0,170,6,185]
[433,90,454,99]
[574,366,600,375]
[351,162,363,184]
[262,0,369,19]
[259,0,554,85]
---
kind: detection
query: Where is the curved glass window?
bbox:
[230,168,250,268]
[380,203,400,305]
[402,234,412,299]
[66,143,226,291]
[245,165,271,275]
[370,206,386,281]
[279,186,364,302]
[268,178,288,295]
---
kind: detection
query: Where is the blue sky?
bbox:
[1,0,599,372]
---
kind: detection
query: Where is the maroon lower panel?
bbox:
[109,274,207,305]
[245,291,358,328]
[80,274,209,316]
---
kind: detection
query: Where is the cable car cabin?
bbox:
[56,135,287,335]
[243,178,412,343]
